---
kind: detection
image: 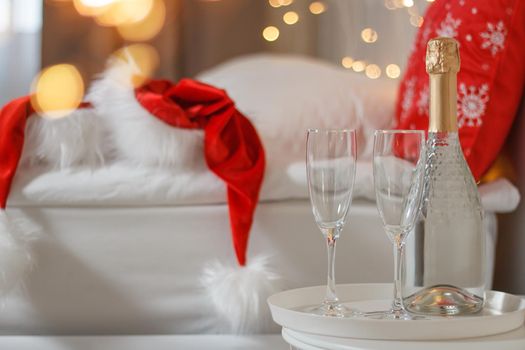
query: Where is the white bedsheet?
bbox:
[10,161,520,213]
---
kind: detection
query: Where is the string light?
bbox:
[279,0,293,5]
[283,11,299,25]
[31,64,85,119]
[365,64,381,79]
[309,1,326,15]
[112,44,159,87]
[116,0,165,41]
[352,61,366,72]
[402,0,414,7]
[262,26,280,41]
[409,15,424,27]
[269,0,281,8]
[341,56,353,69]
[386,64,401,78]
[361,28,378,43]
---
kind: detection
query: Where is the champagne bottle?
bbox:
[402,38,485,315]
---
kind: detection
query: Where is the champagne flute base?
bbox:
[302,301,361,318]
[364,308,427,320]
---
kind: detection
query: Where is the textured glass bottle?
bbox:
[402,38,485,315]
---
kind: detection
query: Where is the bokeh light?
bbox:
[116,0,165,41]
[73,0,110,16]
[409,15,424,27]
[341,56,353,69]
[31,64,85,119]
[262,26,280,42]
[352,61,366,72]
[269,0,281,8]
[402,0,414,7]
[112,44,159,87]
[386,64,401,78]
[365,64,381,79]
[309,1,326,15]
[361,28,378,43]
[283,11,299,25]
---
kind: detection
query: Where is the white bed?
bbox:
[2,182,501,335]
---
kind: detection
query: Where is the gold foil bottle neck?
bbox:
[426,37,460,74]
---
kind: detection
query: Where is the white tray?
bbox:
[268,283,525,340]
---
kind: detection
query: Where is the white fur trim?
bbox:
[0,211,39,297]
[88,59,205,169]
[20,109,105,169]
[201,255,282,334]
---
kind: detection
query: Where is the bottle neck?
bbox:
[428,72,458,133]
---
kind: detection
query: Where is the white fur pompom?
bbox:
[201,256,282,334]
[20,109,105,169]
[0,211,39,297]
[88,57,205,169]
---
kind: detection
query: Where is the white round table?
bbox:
[282,326,525,350]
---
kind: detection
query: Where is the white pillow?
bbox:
[197,54,398,169]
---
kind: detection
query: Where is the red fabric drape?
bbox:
[136,79,265,266]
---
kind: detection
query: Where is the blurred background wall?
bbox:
[0,0,424,105]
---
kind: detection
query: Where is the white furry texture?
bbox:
[88,58,205,169]
[0,211,39,298]
[20,109,105,169]
[201,256,282,334]
[197,54,398,164]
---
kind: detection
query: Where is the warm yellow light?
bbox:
[365,64,381,79]
[352,61,366,72]
[269,0,281,8]
[309,1,326,15]
[262,26,279,42]
[112,44,159,87]
[279,0,293,5]
[73,0,110,16]
[409,15,424,27]
[31,64,85,119]
[386,64,401,78]
[361,27,378,43]
[96,0,155,27]
[402,0,414,7]
[116,0,165,41]
[341,56,353,69]
[80,0,114,7]
[283,11,299,25]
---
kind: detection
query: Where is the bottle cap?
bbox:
[426,37,460,74]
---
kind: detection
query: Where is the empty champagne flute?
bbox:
[305,129,357,317]
[371,130,425,320]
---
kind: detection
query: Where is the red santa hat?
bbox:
[133,79,280,333]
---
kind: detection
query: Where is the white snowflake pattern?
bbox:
[401,78,416,121]
[436,13,461,38]
[480,21,507,56]
[417,85,429,116]
[457,83,490,127]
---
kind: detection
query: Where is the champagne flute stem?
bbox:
[324,228,339,305]
[392,237,405,311]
